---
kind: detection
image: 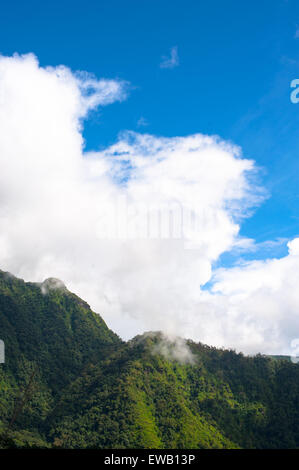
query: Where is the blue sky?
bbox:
[1,0,299,262]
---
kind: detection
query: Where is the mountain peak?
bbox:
[41,277,66,294]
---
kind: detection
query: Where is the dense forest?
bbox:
[0,269,298,449]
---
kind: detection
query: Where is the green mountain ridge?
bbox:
[0,269,299,449]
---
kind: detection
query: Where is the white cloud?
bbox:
[202,239,299,355]
[227,237,288,256]
[160,46,179,69]
[137,116,148,127]
[151,333,195,364]
[0,53,297,356]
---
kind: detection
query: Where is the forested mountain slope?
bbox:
[0,270,298,449]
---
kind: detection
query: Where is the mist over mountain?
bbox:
[0,269,299,449]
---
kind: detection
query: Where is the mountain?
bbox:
[0,269,299,449]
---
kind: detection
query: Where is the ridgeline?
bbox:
[0,270,298,449]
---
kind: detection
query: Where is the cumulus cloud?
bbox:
[200,238,299,355]
[0,52,297,356]
[160,46,179,69]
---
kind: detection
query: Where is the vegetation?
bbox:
[0,269,299,449]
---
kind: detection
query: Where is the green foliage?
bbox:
[0,269,299,449]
